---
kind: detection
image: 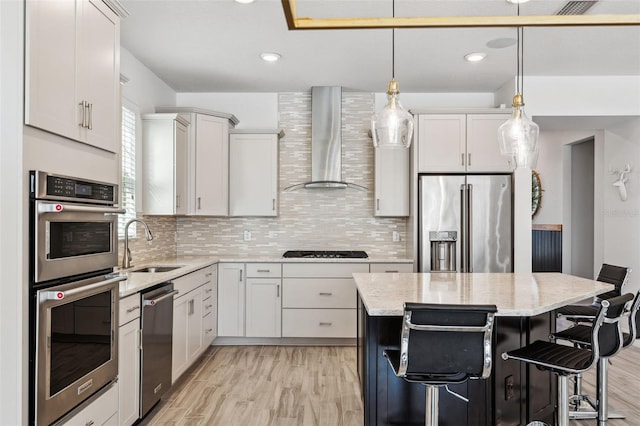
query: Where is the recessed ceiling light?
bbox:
[464,52,487,62]
[234,0,255,3]
[506,0,530,3]
[260,52,281,62]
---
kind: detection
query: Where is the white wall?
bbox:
[0,0,26,423]
[120,47,176,113]
[603,118,640,294]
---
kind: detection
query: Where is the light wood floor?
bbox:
[143,345,640,426]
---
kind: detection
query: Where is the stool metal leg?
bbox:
[597,358,608,426]
[558,375,569,426]
[425,385,438,426]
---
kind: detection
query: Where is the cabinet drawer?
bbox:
[202,311,216,347]
[369,263,414,273]
[282,309,356,338]
[283,279,356,309]
[283,263,369,278]
[202,281,214,301]
[62,382,118,426]
[202,296,215,316]
[246,263,282,278]
[119,294,140,326]
[173,265,214,298]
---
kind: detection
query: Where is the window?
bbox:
[120,105,137,238]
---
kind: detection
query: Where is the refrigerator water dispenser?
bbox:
[429,231,457,272]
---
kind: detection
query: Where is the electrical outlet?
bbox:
[505,375,514,400]
[392,231,400,242]
[243,230,252,241]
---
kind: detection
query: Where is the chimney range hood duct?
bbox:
[284,86,367,192]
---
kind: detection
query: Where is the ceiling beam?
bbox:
[281,0,640,30]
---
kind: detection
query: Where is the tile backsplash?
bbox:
[117,215,177,267]
[175,91,408,258]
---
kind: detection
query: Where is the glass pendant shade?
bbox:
[372,79,414,149]
[498,93,539,168]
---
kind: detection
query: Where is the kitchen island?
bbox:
[353,272,613,426]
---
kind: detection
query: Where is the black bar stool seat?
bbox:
[504,293,633,426]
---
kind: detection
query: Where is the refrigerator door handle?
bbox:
[467,184,473,273]
[460,184,468,272]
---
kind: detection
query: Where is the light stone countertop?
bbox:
[353,272,614,317]
[118,255,413,298]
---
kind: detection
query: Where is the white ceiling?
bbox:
[120,0,640,93]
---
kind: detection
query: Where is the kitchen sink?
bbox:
[130,265,183,273]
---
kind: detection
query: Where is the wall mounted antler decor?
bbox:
[610,164,632,201]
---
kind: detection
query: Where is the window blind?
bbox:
[120,106,137,238]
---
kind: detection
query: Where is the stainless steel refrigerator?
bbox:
[418,174,513,273]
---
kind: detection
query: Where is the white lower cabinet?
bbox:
[118,294,141,426]
[62,382,118,426]
[171,265,215,384]
[282,263,368,338]
[246,278,282,337]
[217,263,245,337]
[369,263,414,273]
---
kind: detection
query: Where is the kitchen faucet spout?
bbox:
[123,218,153,269]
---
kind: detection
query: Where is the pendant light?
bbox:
[498,10,539,168]
[371,0,414,149]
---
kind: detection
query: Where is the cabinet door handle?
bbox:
[205,288,213,293]
[126,305,140,313]
[205,272,213,277]
[257,269,270,273]
[79,101,86,128]
[197,197,202,210]
[319,322,332,327]
[385,270,399,273]
[272,198,276,211]
[88,102,93,130]
[468,153,471,166]
[205,328,213,333]
[319,292,333,296]
[176,194,180,208]
[376,199,380,211]
[461,153,465,166]
[276,284,280,298]
[205,304,213,309]
[85,421,95,426]
[239,269,243,281]
[188,299,194,315]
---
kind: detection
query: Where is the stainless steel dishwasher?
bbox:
[140,282,178,418]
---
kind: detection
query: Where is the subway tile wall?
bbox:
[117,215,177,267]
[175,91,408,258]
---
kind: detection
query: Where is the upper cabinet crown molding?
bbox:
[102,0,129,18]
[230,129,285,139]
[410,107,512,115]
[155,106,239,127]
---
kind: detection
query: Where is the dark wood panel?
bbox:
[532,229,563,272]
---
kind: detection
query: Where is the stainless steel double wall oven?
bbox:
[29,171,125,426]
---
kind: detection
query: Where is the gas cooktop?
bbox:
[282,250,369,259]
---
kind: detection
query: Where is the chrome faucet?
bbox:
[123,219,153,269]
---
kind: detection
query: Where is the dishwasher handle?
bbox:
[143,290,179,306]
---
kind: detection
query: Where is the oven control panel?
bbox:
[30,171,117,205]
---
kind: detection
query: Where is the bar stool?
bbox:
[383,303,497,426]
[551,290,640,422]
[556,264,630,323]
[555,264,631,410]
[503,293,633,426]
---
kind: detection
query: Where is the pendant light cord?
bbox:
[392,0,395,79]
[516,3,524,95]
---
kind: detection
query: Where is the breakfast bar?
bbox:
[353,272,614,426]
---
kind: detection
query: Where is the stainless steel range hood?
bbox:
[284,86,367,192]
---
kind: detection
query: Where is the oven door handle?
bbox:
[40,275,127,301]
[37,201,126,215]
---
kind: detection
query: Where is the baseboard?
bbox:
[211,336,356,346]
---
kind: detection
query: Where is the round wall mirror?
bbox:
[532,170,542,217]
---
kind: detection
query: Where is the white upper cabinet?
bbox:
[374,147,410,217]
[229,131,280,217]
[417,112,512,173]
[25,0,121,153]
[156,107,239,216]
[141,113,189,215]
